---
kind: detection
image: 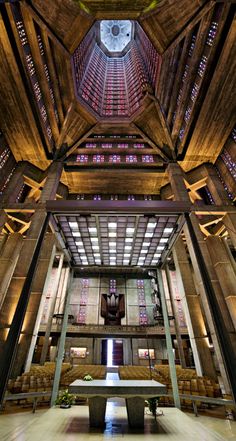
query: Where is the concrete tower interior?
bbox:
[0,0,235,439]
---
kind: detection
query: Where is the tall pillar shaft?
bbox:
[166,163,233,393]
[204,165,236,249]
[206,236,236,329]
[0,161,63,370]
[205,164,230,206]
[40,253,64,365]
[11,234,56,376]
[173,237,216,378]
[0,233,23,309]
[0,210,49,347]
[0,162,26,204]
[164,267,187,369]
[0,210,8,235]
[24,243,56,372]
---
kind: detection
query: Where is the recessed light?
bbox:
[94,253,100,257]
[140,249,148,254]
[69,222,78,229]
[124,253,130,257]
[160,238,168,243]
[123,260,129,264]
[143,242,151,247]
[157,246,165,250]
[109,232,117,237]
[78,248,85,253]
[75,241,83,246]
[92,245,99,250]
[109,242,116,247]
[91,237,98,242]
[125,238,133,242]
[125,245,132,250]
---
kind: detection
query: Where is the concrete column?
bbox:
[223,214,236,250]
[39,161,63,202]
[203,165,236,249]
[157,269,180,409]
[165,267,187,369]
[40,253,64,365]
[123,338,132,365]
[51,267,72,406]
[166,163,233,393]
[0,210,7,235]
[0,162,26,204]
[204,164,230,206]
[0,233,23,309]
[11,234,56,376]
[0,209,49,348]
[0,161,63,371]
[172,237,216,378]
[223,237,236,276]
[206,236,236,329]
[93,338,102,365]
[24,244,56,372]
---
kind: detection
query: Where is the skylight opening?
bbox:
[100,20,132,53]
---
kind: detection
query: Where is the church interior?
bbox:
[0,0,236,439]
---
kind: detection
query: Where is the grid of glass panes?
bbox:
[57,214,177,267]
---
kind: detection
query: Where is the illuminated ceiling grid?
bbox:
[57,214,179,267]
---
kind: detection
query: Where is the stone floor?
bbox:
[1,400,236,441]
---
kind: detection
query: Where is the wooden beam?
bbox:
[56,101,75,148]
[165,1,215,54]
[20,4,60,143]
[22,1,70,57]
[171,10,213,146]
[41,29,64,126]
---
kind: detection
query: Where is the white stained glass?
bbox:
[164,227,173,234]
[126,227,135,233]
[108,222,117,228]
[69,222,78,229]
[89,227,97,233]
[72,232,81,237]
[100,20,132,53]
